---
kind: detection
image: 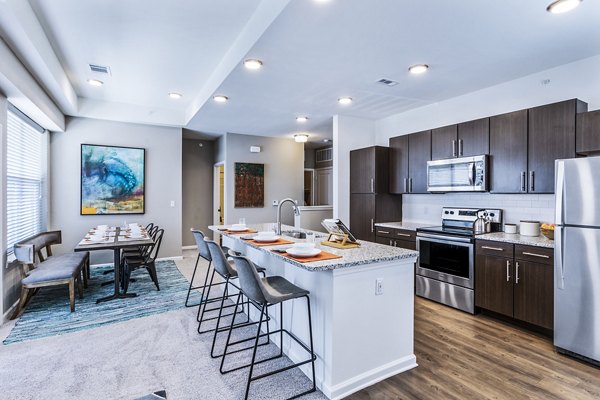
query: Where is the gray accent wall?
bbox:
[182,138,214,246]
[49,117,183,264]
[224,133,303,226]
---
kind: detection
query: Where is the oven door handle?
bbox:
[417,232,473,244]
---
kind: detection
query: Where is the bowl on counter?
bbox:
[504,224,518,234]
[520,221,540,237]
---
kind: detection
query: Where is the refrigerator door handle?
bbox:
[556,226,565,290]
[555,161,565,224]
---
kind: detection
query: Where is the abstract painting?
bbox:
[81,144,145,214]
[234,162,264,208]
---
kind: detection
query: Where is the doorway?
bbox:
[213,163,224,239]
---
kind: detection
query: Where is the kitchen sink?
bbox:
[281,230,307,239]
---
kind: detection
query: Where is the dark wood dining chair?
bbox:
[122,228,164,293]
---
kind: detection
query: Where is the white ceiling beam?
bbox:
[184,0,291,124]
[0,0,77,116]
[0,37,64,131]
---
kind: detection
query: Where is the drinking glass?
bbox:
[239,218,246,226]
[306,232,315,243]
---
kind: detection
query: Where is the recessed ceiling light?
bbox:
[408,64,429,74]
[168,92,182,99]
[243,59,263,70]
[294,134,309,143]
[87,79,103,87]
[546,0,582,13]
[213,95,229,103]
[296,116,309,123]
[337,97,353,105]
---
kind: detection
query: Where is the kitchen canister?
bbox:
[520,220,540,237]
[504,224,517,234]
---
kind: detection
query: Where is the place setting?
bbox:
[241,230,294,246]
[118,223,149,241]
[219,218,258,234]
[80,225,114,245]
[270,239,342,263]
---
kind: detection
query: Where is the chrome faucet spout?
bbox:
[276,198,300,235]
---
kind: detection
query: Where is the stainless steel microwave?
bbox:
[427,155,488,192]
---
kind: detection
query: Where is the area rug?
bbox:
[3,260,200,345]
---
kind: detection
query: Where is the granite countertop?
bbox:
[209,223,419,271]
[374,221,432,231]
[476,232,554,248]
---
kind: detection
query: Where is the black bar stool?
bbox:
[185,229,223,308]
[224,254,316,400]
[201,240,269,356]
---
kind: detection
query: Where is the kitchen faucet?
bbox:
[276,198,300,235]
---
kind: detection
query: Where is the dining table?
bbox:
[74,225,155,303]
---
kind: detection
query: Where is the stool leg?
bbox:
[279,303,284,356]
[210,277,230,358]
[306,295,316,393]
[185,254,205,307]
[197,269,216,332]
[244,303,267,400]
[220,292,243,374]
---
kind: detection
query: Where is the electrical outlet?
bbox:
[375,278,383,295]
[170,200,175,207]
[272,200,279,206]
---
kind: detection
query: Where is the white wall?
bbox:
[376,54,600,144]
[50,117,183,264]
[223,132,304,226]
[333,115,377,226]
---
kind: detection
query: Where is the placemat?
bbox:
[221,229,258,234]
[273,250,343,263]
[246,238,295,247]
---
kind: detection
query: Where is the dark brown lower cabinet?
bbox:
[375,227,416,249]
[350,194,402,242]
[475,254,514,317]
[475,240,553,330]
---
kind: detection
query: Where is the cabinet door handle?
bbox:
[506,260,511,282]
[397,233,411,237]
[404,178,408,193]
[371,178,374,193]
[394,240,398,247]
[530,171,535,192]
[481,246,504,251]
[377,230,390,234]
[409,178,413,193]
[371,219,374,233]
[459,139,463,156]
[522,251,550,259]
[452,140,457,157]
[521,171,526,192]
[515,261,520,284]
[389,239,393,246]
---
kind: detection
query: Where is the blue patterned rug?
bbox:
[3,260,200,345]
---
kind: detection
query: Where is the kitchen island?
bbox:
[209,223,419,399]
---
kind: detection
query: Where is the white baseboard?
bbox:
[157,256,183,261]
[2,300,19,325]
[182,245,197,250]
[322,355,418,399]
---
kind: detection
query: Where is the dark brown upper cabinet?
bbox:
[458,118,490,157]
[350,146,389,194]
[389,130,431,194]
[528,99,587,193]
[431,119,489,161]
[576,109,600,155]
[431,125,457,160]
[489,110,528,193]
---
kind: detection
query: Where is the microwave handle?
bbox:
[469,162,475,185]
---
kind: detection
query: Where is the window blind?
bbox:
[6,107,46,255]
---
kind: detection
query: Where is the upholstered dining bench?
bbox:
[12,231,90,319]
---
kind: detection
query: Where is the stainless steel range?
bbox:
[416,207,502,314]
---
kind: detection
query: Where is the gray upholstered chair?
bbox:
[223,255,316,400]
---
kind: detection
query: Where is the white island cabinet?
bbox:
[209,224,418,400]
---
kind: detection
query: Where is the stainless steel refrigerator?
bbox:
[555,157,600,365]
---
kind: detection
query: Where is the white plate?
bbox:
[87,237,105,243]
[254,235,279,243]
[286,247,321,258]
[229,225,248,232]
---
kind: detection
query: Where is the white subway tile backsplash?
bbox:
[401,193,555,225]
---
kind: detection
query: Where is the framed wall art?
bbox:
[234,162,264,208]
[81,144,145,215]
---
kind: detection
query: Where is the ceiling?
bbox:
[2,0,600,144]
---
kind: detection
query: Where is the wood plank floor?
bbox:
[348,297,600,400]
